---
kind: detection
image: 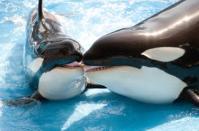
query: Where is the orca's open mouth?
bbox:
[64,61,84,68]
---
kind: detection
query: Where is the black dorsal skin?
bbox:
[26,0,83,66]
[83,0,199,98]
[83,0,198,68]
[83,0,199,71]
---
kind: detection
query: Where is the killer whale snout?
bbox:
[36,39,83,63]
[83,29,140,66]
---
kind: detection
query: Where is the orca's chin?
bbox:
[38,65,86,100]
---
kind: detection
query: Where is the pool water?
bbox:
[1,0,199,131]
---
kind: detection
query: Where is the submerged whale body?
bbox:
[83,0,199,105]
[24,0,86,100]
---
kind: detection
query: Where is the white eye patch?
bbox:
[141,47,185,62]
[28,57,44,74]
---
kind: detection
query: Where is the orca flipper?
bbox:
[178,88,199,106]
[4,97,39,106]
[4,91,45,106]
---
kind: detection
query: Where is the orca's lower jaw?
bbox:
[85,65,187,104]
[38,65,86,100]
[27,57,85,100]
[38,59,86,100]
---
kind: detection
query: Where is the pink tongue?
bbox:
[66,61,82,67]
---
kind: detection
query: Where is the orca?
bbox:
[22,0,86,102]
[83,0,199,105]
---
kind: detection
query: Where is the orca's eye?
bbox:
[141,47,185,62]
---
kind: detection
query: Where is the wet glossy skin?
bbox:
[26,9,83,66]
[83,0,199,88]
[83,0,198,67]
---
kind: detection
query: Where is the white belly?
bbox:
[38,67,86,100]
[86,66,187,104]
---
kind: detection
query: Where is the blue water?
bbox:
[1,0,199,130]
